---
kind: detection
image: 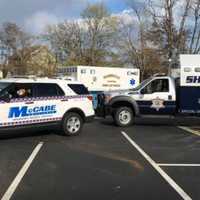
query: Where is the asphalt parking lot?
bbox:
[0,117,200,200]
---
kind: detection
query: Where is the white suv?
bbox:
[0,78,95,136]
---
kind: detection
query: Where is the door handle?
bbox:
[168,95,172,100]
[25,101,34,104]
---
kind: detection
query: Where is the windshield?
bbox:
[0,82,11,93]
[131,78,152,91]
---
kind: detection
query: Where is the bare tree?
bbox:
[145,0,197,72]
[81,2,118,65]
[45,20,86,65]
[189,0,200,53]
[0,22,34,75]
[45,3,118,66]
[117,2,160,79]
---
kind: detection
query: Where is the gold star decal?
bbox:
[151,97,165,111]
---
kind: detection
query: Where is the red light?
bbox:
[87,96,93,101]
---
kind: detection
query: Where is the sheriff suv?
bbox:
[0,78,94,136]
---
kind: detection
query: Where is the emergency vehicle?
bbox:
[96,55,200,127]
[57,66,140,108]
[0,78,94,136]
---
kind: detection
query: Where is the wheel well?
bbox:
[111,101,135,114]
[65,108,86,121]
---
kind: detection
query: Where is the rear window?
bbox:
[34,83,65,97]
[68,84,89,95]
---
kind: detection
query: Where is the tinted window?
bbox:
[0,82,11,92]
[132,78,151,91]
[3,83,33,99]
[142,79,169,94]
[34,83,64,97]
[184,67,191,72]
[90,69,95,75]
[81,69,86,74]
[195,67,200,72]
[68,84,89,95]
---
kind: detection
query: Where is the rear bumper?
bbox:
[85,115,95,123]
[95,93,112,117]
[95,105,112,118]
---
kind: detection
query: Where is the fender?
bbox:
[63,107,86,120]
[108,95,140,116]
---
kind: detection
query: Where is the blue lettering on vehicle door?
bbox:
[8,105,57,118]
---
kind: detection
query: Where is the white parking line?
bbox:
[158,163,200,167]
[1,142,43,200]
[178,126,200,137]
[121,131,192,200]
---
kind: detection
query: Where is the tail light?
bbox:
[87,95,93,101]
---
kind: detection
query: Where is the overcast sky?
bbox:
[0,0,130,34]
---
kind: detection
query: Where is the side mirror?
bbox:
[140,89,145,94]
[0,92,11,102]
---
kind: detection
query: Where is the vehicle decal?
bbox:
[130,79,136,86]
[0,117,62,127]
[151,97,165,111]
[8,105,57,119]
[0,95,89,104]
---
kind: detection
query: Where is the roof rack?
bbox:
[10,75,37,79]
[10,75,50,81]
[152,73,167,77]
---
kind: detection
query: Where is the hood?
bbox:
[104,88,139,95]
[102,89,139,104]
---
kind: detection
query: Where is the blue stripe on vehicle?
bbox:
[0,95,89,104]
[136,100,176,115]
[0,117,62,127]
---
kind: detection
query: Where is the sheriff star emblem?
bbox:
[151,97,165,111]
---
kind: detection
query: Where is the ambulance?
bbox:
[57,65,140,108]
[0,78,94,136]
[96,55,200,127]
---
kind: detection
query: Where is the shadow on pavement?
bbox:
[0,129,56,140]
[99,117,200,127]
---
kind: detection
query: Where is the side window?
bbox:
[6,83,33,99]
[67,84,89,95]
[90,69,95,75]
[34,84,64,97]
[141,79,169,94]
[81,69,86,74]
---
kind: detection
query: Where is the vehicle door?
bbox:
[0,83,35,127]
[32,83,65,124]
[137,78,176,115]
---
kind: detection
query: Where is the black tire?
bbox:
[113,107,134,127]
[62,112,83,136]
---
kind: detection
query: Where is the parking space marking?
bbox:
[1,142,43,200]
[158,163,200,167]
[178,126,200,137]
[121,131,192,200]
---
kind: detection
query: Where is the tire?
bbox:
[62,112,83,136]
[113,107,134,127]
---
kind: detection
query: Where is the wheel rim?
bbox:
[119,110,131,125]
[66,116,81,134]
